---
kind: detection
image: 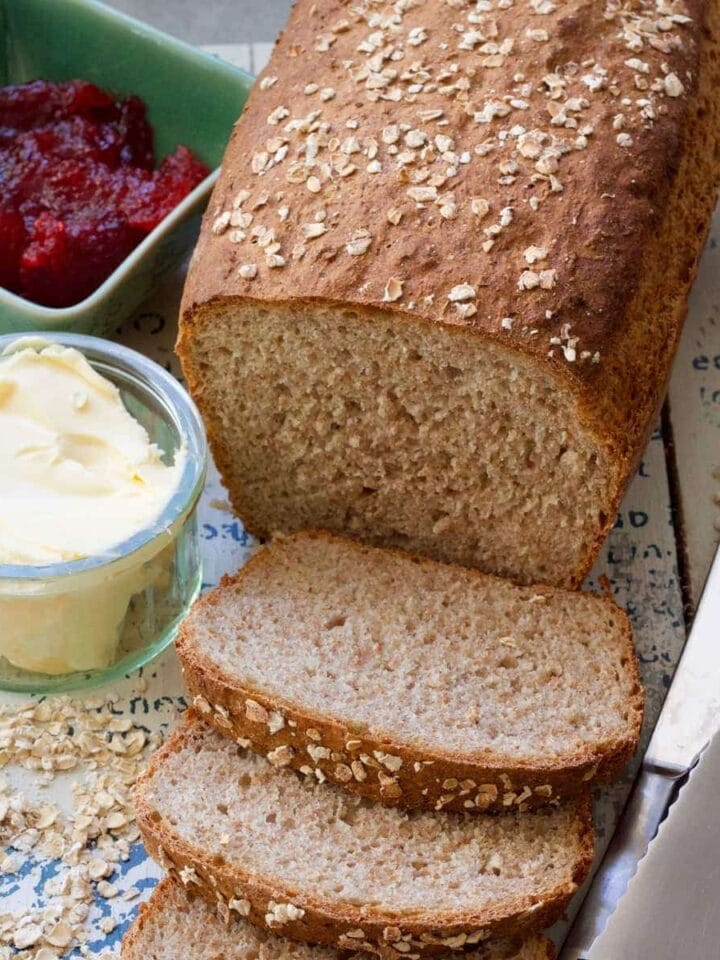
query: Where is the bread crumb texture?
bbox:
[179,0,720,586]
[178,531,642,806]
[121,879,556,960]
[134,716,593,952]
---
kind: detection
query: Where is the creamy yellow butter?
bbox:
[0,341,185,674]
[0,341,184,565]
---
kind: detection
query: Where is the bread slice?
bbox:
[121,879,556,960]
[177,531,642,813]
[134,714,593,956]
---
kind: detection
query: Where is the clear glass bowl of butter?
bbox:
[0,333,207,693]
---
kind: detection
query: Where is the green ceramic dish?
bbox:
[0,0,253,335]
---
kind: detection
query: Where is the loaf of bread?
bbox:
[178,0,720,586]
[178,531,643,812]
[134,715,593,955]
[122,879,557,960]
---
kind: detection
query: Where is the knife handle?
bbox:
[560,769,679,960]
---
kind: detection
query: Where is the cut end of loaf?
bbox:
[121,879,556,960]
[180,303,614,587]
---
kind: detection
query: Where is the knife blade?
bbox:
[587,724,720,959]
[559,541,720,960]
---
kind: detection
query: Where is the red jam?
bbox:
[0,80,209,308]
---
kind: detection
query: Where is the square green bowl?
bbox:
[0,0,253,335]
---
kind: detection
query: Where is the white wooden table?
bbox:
[1,41,718,959]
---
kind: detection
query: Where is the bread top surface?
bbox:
[135,715,593,921]
[181,0,703,416]
[122,879,556,960]
[177,531,642,764]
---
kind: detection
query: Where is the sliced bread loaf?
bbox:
[121,879,556,960]
[134,715,593,956]
[178,0,720,589]
[177,531,643,813]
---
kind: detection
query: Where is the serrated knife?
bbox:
[559,542,720,960]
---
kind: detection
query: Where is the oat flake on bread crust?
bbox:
[176,531,643,814]
[179,0,720,586]
[121,879,558,960]
[133,715,594,957]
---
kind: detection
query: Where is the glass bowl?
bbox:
[0,333,207,693]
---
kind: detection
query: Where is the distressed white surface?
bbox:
[668,206,720,610]
[0,39,712,958]
[553,423,687,940]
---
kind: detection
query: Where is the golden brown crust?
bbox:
[177,0,720,586]
[121,879,558,960]
[120,895,154,959]
[133,715,593,957]
[175,530,643,814]
[180,0,702,374]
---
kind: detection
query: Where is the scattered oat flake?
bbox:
[404,129,426,148]
[251,151,269,174]
[407,186,437,203]
[383,277,404,302]
[302,222,327,239]
[346,230,372,255]
[36,949,61,960]
[230,210,252,229]
[518,270,540,291]
[315,33,335,52]
[625,58,650,73]
[14,923,43,949]
[211,211,231,235]
[664,73,684,97]
[232,189,250,209]
[267,106,289,126]
[523,245,548,265]
[471,197,490,218]
[0,695,173,957]
[448,284,476,302]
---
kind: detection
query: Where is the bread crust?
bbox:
[120,890,158,960]
[176,531,643,814]
[133,714,594,958]
[176,0,720,587]
[120,878,558,960]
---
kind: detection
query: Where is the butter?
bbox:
[0,341,186,674]
[0,341,184,564]
[3,546,174,674]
